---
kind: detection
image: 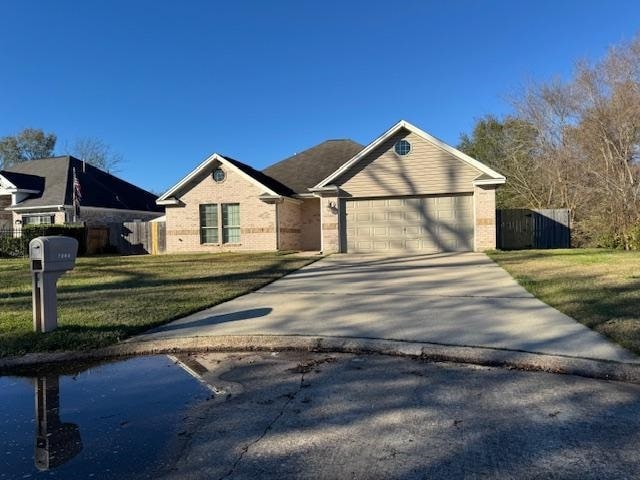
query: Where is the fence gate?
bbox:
[109,221,166,255]
[497,209,571,249]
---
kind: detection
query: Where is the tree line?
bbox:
[459,36,640,250]
[0,128,121,173]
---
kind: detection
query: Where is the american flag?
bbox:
[73,167,82,201]
[73,167,82,219]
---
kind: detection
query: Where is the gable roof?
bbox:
[4,156,162,212]
[157,153,295,204]
[262,140,364,194]
[223,155,295,196]
[313,120,506,189]
[0,170,45,192]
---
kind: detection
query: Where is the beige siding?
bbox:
[300,197,321,251]
[278,200,301,250]
[336,129,481,197]
[165,162,277,253]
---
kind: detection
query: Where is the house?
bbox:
[0,156,163,230]
[157,120,505,254]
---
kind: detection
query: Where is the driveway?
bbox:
[139,253,638,363]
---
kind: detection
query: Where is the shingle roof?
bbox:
[221,155,296,197]
[0,170,45,191]
[4,156,162,212]
[262,139,364,194]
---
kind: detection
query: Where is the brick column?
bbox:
[474,185,497,251]
[320,195,340,253]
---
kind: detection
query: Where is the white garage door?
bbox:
[344,195,474,253]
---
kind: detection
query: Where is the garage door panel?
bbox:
[345,194,473,253]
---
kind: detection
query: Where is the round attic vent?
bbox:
[394,139,411,156]
[213,168,226,183]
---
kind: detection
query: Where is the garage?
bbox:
[344,194,474,253]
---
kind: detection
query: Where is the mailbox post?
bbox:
[29,236,78,333]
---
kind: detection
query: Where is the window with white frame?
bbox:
[22,214,54,225]
[199,204,218,244]
[222,203,240,243]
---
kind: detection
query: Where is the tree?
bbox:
[458,116,539,208]
[0,128,56,168]
[460,36,640,249]
[68,137,122,173]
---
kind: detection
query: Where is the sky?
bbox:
[1,0,639,193]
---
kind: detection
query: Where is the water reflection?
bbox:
[0,355,211,479]
[34,375,83,470]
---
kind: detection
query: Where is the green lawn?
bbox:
[488,249,640,355]
[0,252,315,357]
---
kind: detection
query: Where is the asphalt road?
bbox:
[161,352,640,480]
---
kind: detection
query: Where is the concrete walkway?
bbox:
[138,253,638,363]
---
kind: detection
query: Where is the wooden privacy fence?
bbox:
[497,209,571,250]
[108,221,166,255]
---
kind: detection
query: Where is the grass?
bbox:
[0,252,316,357]
[488,249,640,355]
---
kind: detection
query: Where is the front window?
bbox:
[22,215,54,225]
[199,204,218,244]
[222,203,240,243]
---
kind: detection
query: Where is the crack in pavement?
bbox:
[218,370,307,480]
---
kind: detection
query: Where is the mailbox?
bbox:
[29,236,78,333]
[29,236,78,273]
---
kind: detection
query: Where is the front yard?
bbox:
[489,249,640,355]
[0,253,315,357]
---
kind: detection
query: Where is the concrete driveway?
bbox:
[140,253,638,363]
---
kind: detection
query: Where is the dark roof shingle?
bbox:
[221,155,295,197]
[0,170,45,192]
[4,156,162,212]
[262,139,363,194]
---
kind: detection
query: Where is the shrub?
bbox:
[0,224,87,258]
[0,235,28,258]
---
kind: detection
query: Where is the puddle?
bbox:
[0,355,211,479]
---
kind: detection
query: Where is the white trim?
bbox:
[157,153,279,203]
[0,173,18,191]
[7,204,65,212]
[313,120,506,188]
[157,198,180,205]
[473,178,506,186]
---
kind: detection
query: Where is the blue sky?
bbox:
[1,1,638,193]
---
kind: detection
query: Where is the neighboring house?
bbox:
[0,156,163,230]
[157,120,505,254]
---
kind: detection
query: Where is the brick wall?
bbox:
[165,166,277,253]
[474,185,497,251]
[320,195,340,253]
[300,198,321,251]
[278,200,302,250]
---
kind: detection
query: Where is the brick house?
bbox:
[0,156,163,230]
[157,120,505,254]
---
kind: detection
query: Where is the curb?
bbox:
[1,335,640,384]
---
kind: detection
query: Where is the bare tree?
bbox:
[463,35,640,249]
[69,137,122,173]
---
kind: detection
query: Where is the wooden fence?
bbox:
[497,209,571,250]
[108,221,166,255]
